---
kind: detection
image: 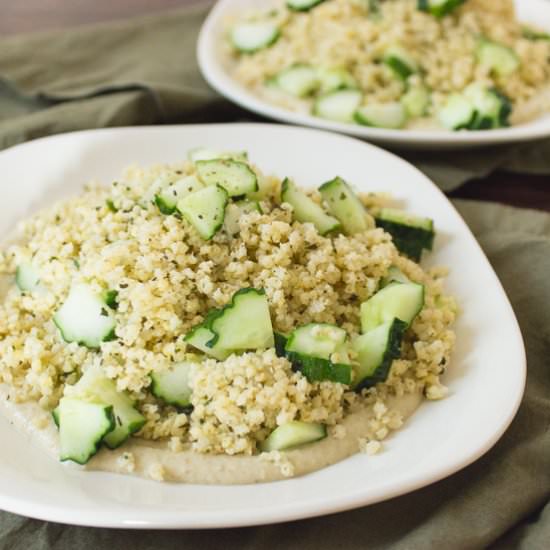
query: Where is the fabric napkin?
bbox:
[1,3,550,549]
[1,1,550,191]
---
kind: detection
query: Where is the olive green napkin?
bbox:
[1,3,550,548]
[1,1,550,191]
[0,199,549,549]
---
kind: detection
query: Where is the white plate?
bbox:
[198,0,550,150]
[0,124,525,528]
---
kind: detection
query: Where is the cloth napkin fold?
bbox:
[1,2,550,191]
[0,199,549,549]
[1,3,549,548]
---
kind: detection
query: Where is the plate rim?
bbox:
[0,123,527,529]
[197,0,550,149]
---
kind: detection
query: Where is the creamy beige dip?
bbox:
[0,383,422,484]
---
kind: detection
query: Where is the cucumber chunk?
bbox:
[319,177,373,235]
[270,64,320,97]
[196,159,258,197]
[477,39,520,77]
[417,0,465,17]
[15,263,41,292]
[207,288,275,352]
[289,355,352,385]
[151,360,195,408]
[284,324,352,385]
[360,282,424,333]
[260,421,327,452]
[317,67,357,94]
[55,397,115,464]
[177,184,229,240]
[313,89,363,123]
[463,83,511,130]
[401,84,431,118]
[155,176,204,215]
[224,200,262,236]
[286,323,347,359]
[53,283,116,349]
[352,318,408,390]
[438,93,477,130]
[185,324,231,361]
[287,0,325,11]
[355,102,407,129]
[72,365,145,449]
[375,208,435,261]
[231,21,280,53]
[281,178,341,235]
[274,332,289,358]
[383,45,419,79]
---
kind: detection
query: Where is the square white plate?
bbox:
[0,124,525,528]
[198,0,550,150]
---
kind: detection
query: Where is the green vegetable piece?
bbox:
[260,421,327,452]
[281,178,341,235]
[352,318,408,390]
[55,397,115,465]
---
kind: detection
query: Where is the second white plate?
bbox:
[198,0,550,150]
[0,124,525,528]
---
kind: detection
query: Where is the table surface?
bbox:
[1,0,549,212]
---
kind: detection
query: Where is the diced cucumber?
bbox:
[274,332,289,358]
[463,83,511,130]
[207,288,275,352]
[270,64,320,97]
[317,67,357,94]
[231,21,280,53]
[151,360,195,408]
[155,176,204,215]
[71,365,145,449]
[313,89,363,123]
[477,39,519,77]
[284,324,352,384]
[377,208,434,232]
[286,323,347,360]
[281,178,340,235]
[195,159,258,197]
[352,318,408,390]
[360,282,424,333]
[375,208,435,261]
[355,102,407,129]
[187,148,248,164]
[401,84,431,118]
[185,324,230,361]
[287,0,325,11]
[53,283,116,349]
[224,200,262,236]
[417,0,465,17]
[380,266,410,287]
[261,421,327,451]
[55,397,115,465]
[383,45,419,79]
[438,93,476,130]
[290,355,353,384]
[15,263,41,292]
[319,176,372,235]
[177,184,228,240]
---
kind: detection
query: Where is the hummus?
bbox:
[0,383,422,484]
